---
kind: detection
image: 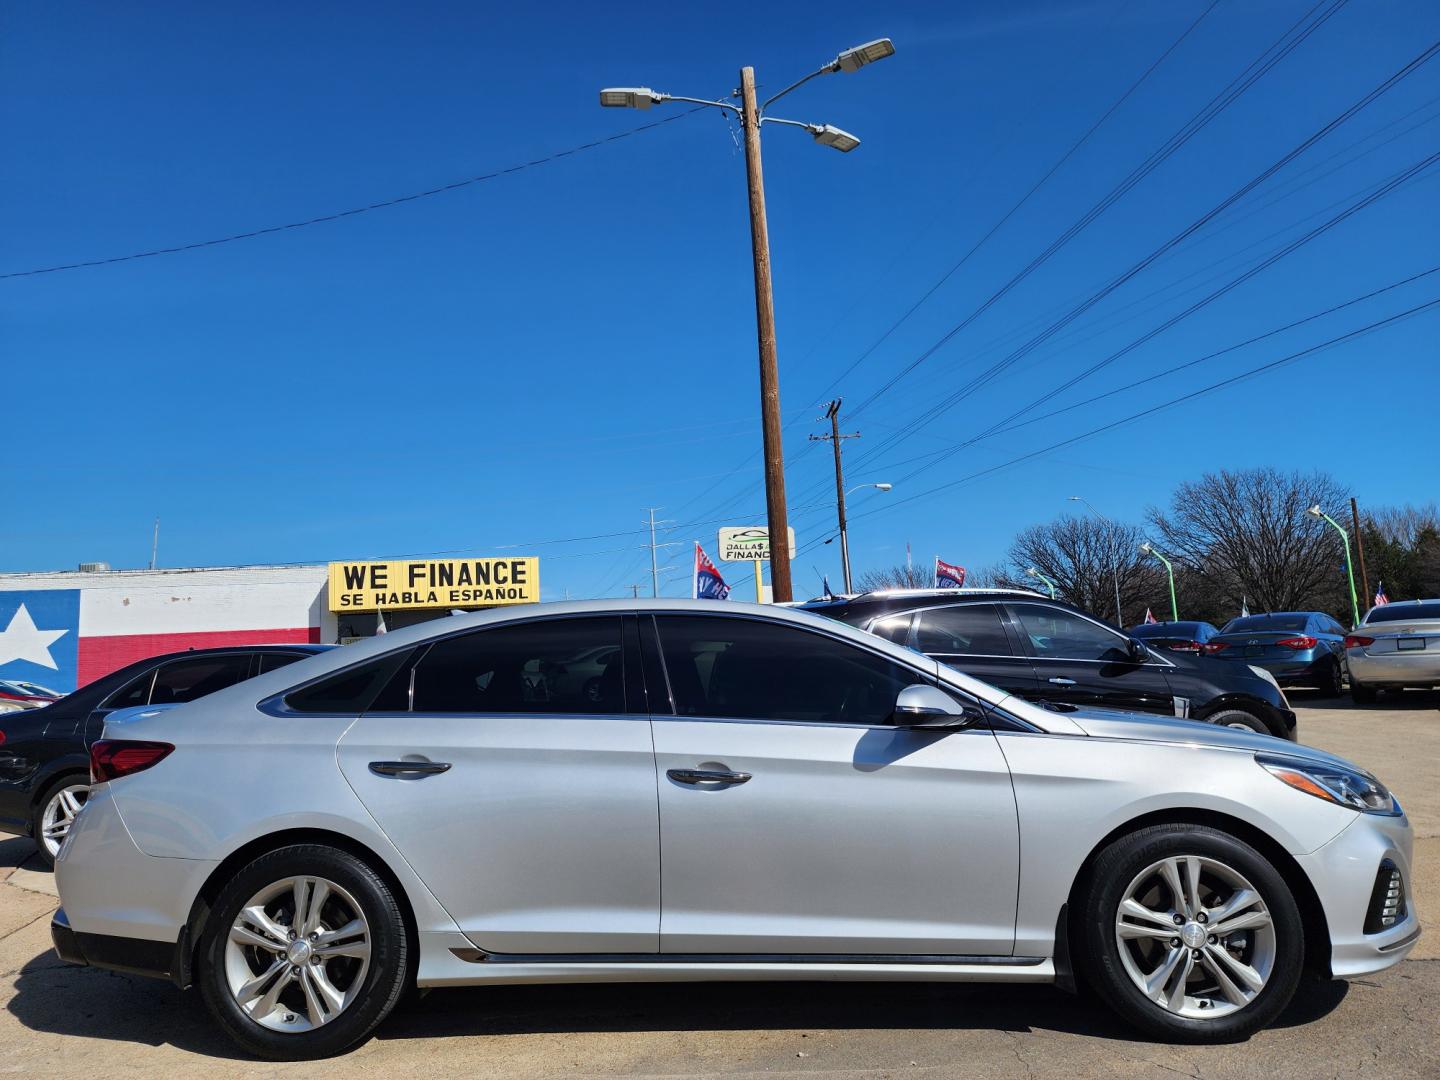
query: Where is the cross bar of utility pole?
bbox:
[809,399,862,592]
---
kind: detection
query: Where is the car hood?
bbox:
[1060,706,1360,770]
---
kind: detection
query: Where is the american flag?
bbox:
[1374,581,1389,607]
[1144,608,1157,624]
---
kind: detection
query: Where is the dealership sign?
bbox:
[717,526,797,562]
[328,558,540,611]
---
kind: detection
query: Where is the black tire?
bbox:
[197,844,410,1060]
[1077,823,1304,1043]
[1350,682,1378,704]
[30,774,89,870]
[1205,709,1269,736]
[1318,660,1344,698]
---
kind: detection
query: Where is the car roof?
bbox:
[800,587,1045,607]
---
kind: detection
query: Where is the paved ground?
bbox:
[2,691,1436,1077]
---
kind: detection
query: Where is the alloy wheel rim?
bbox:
[223,876,371,1033]
[1115,855,1276,1020]
[40,784,88,858]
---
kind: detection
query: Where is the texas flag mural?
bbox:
[693,543,731,601]
[934,558,966,589]
[0,582,322,693]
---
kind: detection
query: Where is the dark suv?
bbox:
[799,589,1296,740]
[0,643,333,867]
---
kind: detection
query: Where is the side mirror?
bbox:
[1127,637,1150,662]
[892,684,984,730]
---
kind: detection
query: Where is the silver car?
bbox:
[1345,599,1440,702]
[50,600,1417,1060]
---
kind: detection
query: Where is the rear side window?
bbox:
[1366,601,1440,624]
[287,650,413,714]
[258,652,309,674]
[410,617,626,715]
[915,605,1013,656]
[149,655,251,704]
[105,670,157,710]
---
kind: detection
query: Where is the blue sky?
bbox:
[3,0,1437,599]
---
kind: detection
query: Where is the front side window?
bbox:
[1012,604,1130,662]
[149,655,251,704]
[410,616,626,715]
[258,652,309,674]
[656,615,915,726]
[915,604,1013,656]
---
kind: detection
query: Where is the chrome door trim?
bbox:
[450,948,1047,966]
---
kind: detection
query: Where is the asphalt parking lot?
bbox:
[2,692,1436,1078]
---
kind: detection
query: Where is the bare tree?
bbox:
[1002,515,1161,625]
[855,561,932,592]
[1148,468,1351,614]
[1366,502,1440,547]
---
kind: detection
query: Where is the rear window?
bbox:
[1131,622,1204,638]
[1366,601,1440,624]
[1221,615,1309,634]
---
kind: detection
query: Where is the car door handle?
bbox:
[1047,677,1076,686]
[667,768,752,786]
[369,760,451,778]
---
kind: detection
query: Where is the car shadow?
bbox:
[1287,688,1440,712]
[6,944,1349,1058]
[0,834,44,877]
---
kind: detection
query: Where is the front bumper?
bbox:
[1347,650,1440,688]
[1295,805,1420,978]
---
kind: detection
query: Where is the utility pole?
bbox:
[809,399,862,593]
[644,508,680,598]
[629,584,642,599]
[149,517,160,570]
[1350,497,1370,605]
[739,65,794,603]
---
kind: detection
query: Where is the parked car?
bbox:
[52,599,1415,1059]
[1204,612,1349,697]
[1345,599,1440,703]
[1128,620,1221,653]
[0,643,333,867]
[0,679,65,707]
[801,589,1296,738]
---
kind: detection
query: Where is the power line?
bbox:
[0,108,706,281]
[843,41,1440,477]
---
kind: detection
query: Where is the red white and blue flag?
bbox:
[934,558,966,589]
[1144,608,1157,624]
[1374,582,1389,607]
[693,543,731,601]
[0,586,320,693]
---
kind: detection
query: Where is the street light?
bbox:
[1307,504,1361,627]
[834,482,893,593]
[1069,495,1125,624]
[1026,567,1058,600]
[599,38,895,603]
[1140,541,1178,622]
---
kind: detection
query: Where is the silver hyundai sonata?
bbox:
[51,600,1417,1060]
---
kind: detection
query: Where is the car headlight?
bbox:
[1256,752,1398,814]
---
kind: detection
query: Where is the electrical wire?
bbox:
[0,108,706,281]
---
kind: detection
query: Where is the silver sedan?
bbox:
[1346,599,1440,702]
[50,600,1417,1060]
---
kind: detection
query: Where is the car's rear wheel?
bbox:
[1318,660,1344,698]
[32,777,89,869]
[198,845,409,1060]
[1204,709,1269,736]
[1350,682,1378,704]
[1078,823,1303,1042]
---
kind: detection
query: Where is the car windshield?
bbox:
[1366,601,1440,624]
[1131,623,1204,638]
[1221,615,1309,633]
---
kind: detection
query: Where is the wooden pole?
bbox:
[1351,496,1370,606]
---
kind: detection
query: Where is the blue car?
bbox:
[1126,620,1221,653]
[1206,611,1349,696]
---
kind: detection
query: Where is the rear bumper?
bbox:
[1348,651,1440,688]
[51,907,181,983]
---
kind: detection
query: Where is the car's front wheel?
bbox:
[1204,709,1269,736]
[1077,823,1304,1042]
[197,844,410,1060]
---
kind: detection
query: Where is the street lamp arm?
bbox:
[760,65,835,112]
[659,93,741,114]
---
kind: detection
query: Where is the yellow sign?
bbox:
[327,558,540,612]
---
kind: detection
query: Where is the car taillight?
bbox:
[1344,634,1374,649]
[0,729,6,746]
[1275,636,1318,650]
[1203,641,1230,654]
[1167,640,1202,652]
[90,740,174,784]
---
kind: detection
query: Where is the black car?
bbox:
[0,643,333,867]
[799,589,1297,740]
[1127,619,1221,653]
